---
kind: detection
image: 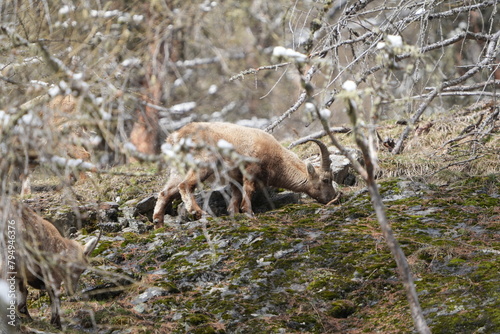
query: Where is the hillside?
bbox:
[17,108,500,334]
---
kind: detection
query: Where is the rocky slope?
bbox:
[21,173,500,333]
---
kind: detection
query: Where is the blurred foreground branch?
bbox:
[229,62,291,82]
[317,86,431,333]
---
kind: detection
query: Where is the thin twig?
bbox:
[407,90,500,99]
[288,127,351,148]
[392,88,439,154]
[440,80,500,92]
[265,91,308,133]
[321,92,431,334]
[172,52,245,69]
[359,31,496,85]
[229,62,291,81]
[393,30,500,154]
[265,65,317,133]
[432,155,486,176]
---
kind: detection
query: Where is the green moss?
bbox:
[91,240,113,256]
[189,325,223,334]
[154,281,180,293]
[120,232,154,247]
[185,313,212,326]
[431,309,500,334]
[307,272,354,300]
[153,227,167,234]
[328,300,357,318]
[287,313,320,332]
[121,232,140,247]
[29,173,499,333]
[93,305,135,324]
[448,258,466,266]
[109,315,135,325]
[152,296,178,307]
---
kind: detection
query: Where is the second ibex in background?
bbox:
[153,122,340,228]
[12,95,94,196]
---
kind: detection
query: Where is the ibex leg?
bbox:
[153,173,182,228]
[178,168,212,219]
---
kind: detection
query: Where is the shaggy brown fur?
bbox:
[153,122,339,227]
[0,200,99,328]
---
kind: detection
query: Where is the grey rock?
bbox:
[133,303,147,314]
[140,183,300,223]
[306,147,363,185]
[98,222,122,233]
[98,201,119,222]
[330,148,363,185]
[120,219,148,234]
[136,195,157,215]
[382,180,430,202]
[49,208,78,237]
[121,206,136,219]
[132,287,168,305]
[147,239,165,251]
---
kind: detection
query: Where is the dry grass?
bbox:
[344,103,499,184]
[290,103,498,192]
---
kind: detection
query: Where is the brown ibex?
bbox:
[0,200,100,329]
[153,122,339,228]
[10,95,94,195]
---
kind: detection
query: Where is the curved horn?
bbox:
[304,139,332,172]
[95,229,103,246]
[83,230,102,257]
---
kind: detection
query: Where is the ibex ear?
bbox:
[306,163,318,178]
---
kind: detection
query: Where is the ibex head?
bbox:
[302,139,339,204]
[65,230,101,295]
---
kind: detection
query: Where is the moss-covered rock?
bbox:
[24,174,500,333]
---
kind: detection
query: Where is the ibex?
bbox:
[153,122,339,228]
[0,200,100,329]
[8,95,94,195]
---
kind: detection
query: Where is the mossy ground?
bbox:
[19,108,499,333]
[21,172,500,333]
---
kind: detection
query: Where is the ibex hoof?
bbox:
[153,218,164,229]
[244,212,255,219]
[192,210,208,220]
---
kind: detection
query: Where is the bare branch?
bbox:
[229,62,291,81]
[265,65,317,133]
[392,89,438,154]
[440,80,500,92]
[320,91,431,334]
[265,91,307,133]
[445,31,500,89]
[424,0,499,21]
[409,90,499,99]
[359,31,497,84]
[393,30,500,154]
[288,127,351,148]
[432,154,486,176]
[173,52,245,69]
